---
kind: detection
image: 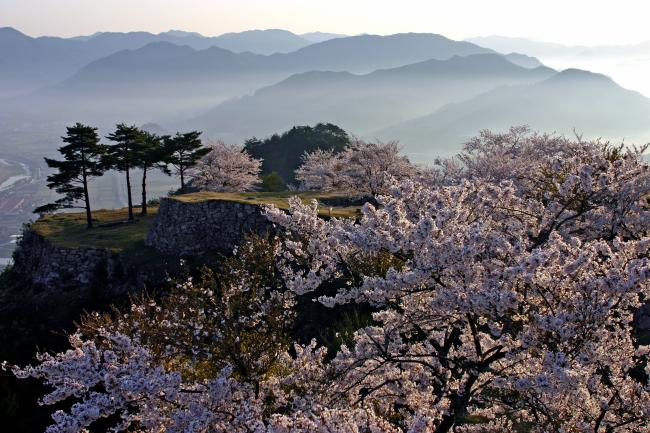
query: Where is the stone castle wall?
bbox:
[145,197,274,256]
[3,228,159,362]
[11,230,133,293]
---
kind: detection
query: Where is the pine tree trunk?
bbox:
[180,166,185,194]
[82,170,93,229]
[126,167,134,221]
[141,167,148,216]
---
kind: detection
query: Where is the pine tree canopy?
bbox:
[35,123,106,215]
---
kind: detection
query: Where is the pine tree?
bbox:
[35,123,106,229]
[105,124,144,221]
[163,131,209,193]
[137,131,170,215]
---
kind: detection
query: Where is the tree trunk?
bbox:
[180,166,185,194]
[141,167,148,216]
[126,167,134,221]
[82,170,93,229]
[434,375,478,433]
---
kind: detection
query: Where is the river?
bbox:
[0,158,32,191]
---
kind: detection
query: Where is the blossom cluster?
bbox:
[295,139,416,194]
[193,140,262,192]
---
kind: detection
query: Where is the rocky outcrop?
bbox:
[146,197,274,256]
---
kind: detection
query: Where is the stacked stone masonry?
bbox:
[146,197,275,256]
[12,230,133,294]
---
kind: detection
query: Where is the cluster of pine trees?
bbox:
[35,123,209,228]
[36,122,354,228]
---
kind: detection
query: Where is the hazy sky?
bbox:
[2,0,650,46]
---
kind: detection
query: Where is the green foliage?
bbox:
[260,171,287,192]
[35,123,107,228]
[105,124,144,221]
[244,123,350,185]
[138,131,170,172]
[163,131,210,193]
[136,130,170,215]
[0,378,19,418]
[293,250,402,357]
[105,124,145,172]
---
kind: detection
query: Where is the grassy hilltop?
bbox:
[31,191,361,251]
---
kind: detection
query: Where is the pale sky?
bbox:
[2,0,650,46]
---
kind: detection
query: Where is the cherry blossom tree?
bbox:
[10,130,650,433]
[194,141,262,192]
[294,148,345,191]
[266,136,650,432]
[296,139,416,194]
[340,139,416,195]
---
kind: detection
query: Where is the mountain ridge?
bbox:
[186,52,556,142]
[376,68,650,159]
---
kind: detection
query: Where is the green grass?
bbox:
[32,192,362,251]
[32,208,158,252]
[172,191,362,218]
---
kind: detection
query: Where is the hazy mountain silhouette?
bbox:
[209,29,310,54]
[0,27,94,97]
[503,53,544,68]
[466,36,582,58]
[300,32,348,43]
[0,27,314,97]
[5,33,495,123]
[140,122,171,136]
[377,69,650,160]
[158,30,205,39]
[63,42,269,88]
[273,33,493,72]
[4,27,647,165]
[467,35,650,60]
[64,32,495,87]
[70,28,310,54]
[188,53,555,141]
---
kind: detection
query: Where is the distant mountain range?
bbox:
[64,32,494,86]
[300,32,348,43]
[72,29,346,53]
[1,27,650,164]
[189,53,555,141]
[6,33,497,124]
[0,27,343,98]
[376,69,650,159]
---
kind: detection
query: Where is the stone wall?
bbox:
[11,230,136,294]
[146,197,274,256]
[2,230,160,361]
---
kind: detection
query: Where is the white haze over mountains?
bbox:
[467,35,650,98]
